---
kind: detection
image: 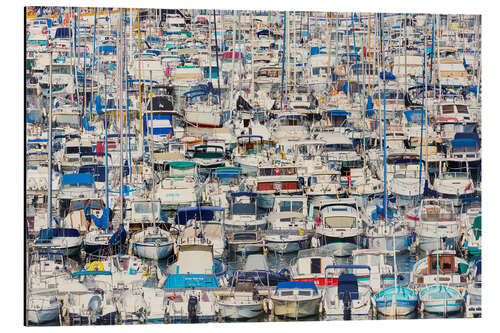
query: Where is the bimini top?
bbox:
[451,138,479,148]
[325,110,351,117]
[275,281,318,292]
[167,161,198,168]
[61,173,94,186]
[175,206,224,225]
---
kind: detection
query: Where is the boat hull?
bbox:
[133,242,174,260]
[219,301,263,320]
[272,297,321,319]
[362,235,409,252]
[27,307,59,324]
[420,298,463,314]
[375,299,418,316]
[417,235,457,253]
[266,238,310,254]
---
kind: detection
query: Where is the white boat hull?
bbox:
[133,242,174,260]
[272,297,321,319]
[27,307,59,324]
[219,301,263,320]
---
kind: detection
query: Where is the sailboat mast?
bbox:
[150,69,156,227]
[381,13,388,226]
[90,7,97,121]
[119,8,124,227]
[279,11,286,112]
[418,34,427,200]
[48,51,53,229]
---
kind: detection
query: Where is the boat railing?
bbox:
[420,212,457,222]
[417,221,460,234]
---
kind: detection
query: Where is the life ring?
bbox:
[89,261,104,271]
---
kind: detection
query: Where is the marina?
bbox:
[24,7,482,325]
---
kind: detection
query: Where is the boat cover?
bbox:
[338,273,359,300]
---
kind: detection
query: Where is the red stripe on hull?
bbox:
[293,277,338,286]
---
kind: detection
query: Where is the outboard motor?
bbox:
[187,296,198,323]
[342,289,352,321]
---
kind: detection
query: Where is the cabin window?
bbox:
[234,233,257,241]
[280,290,294,296]
[312,68,320,75]
[311,258,322,274]
[456,105,469,114]
[442,105,455,114]
[298,290,311,296]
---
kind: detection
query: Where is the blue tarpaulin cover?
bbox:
[326,110,350,116]
[366,96,374,116]
[61,173,94,186]
[338,273,359,300]
[275,281,318,292]
[379,71,396,80]
[451,138,478,148]
[90,208,110,230]
[175,206,225,225]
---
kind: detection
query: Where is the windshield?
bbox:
[233,233,257,241]
[324,216,356,228]
[279,200,304,213]
[134,202,160,214]
[46,65,71,75]
[324,143,354,152]
[441,172,468,180]
[232,201,256,215]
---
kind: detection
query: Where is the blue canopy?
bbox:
[175,206,225,225]
[61,173,94,186]
[72,271,112,277]
[461,196,481,202]
[38,228,80,240]
[379,71,396,80]
[97,45,116,54]
[275,281,318,292]
[326,110,350,117]
[338,273,359,300]
[451,138,478,148]
[28,138,48,143]
[310,46,320,56]
[230,192,257,198]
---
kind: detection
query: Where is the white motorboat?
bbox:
[271,281,322,319]
[316,198,363,256]
[218,280,264,320]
